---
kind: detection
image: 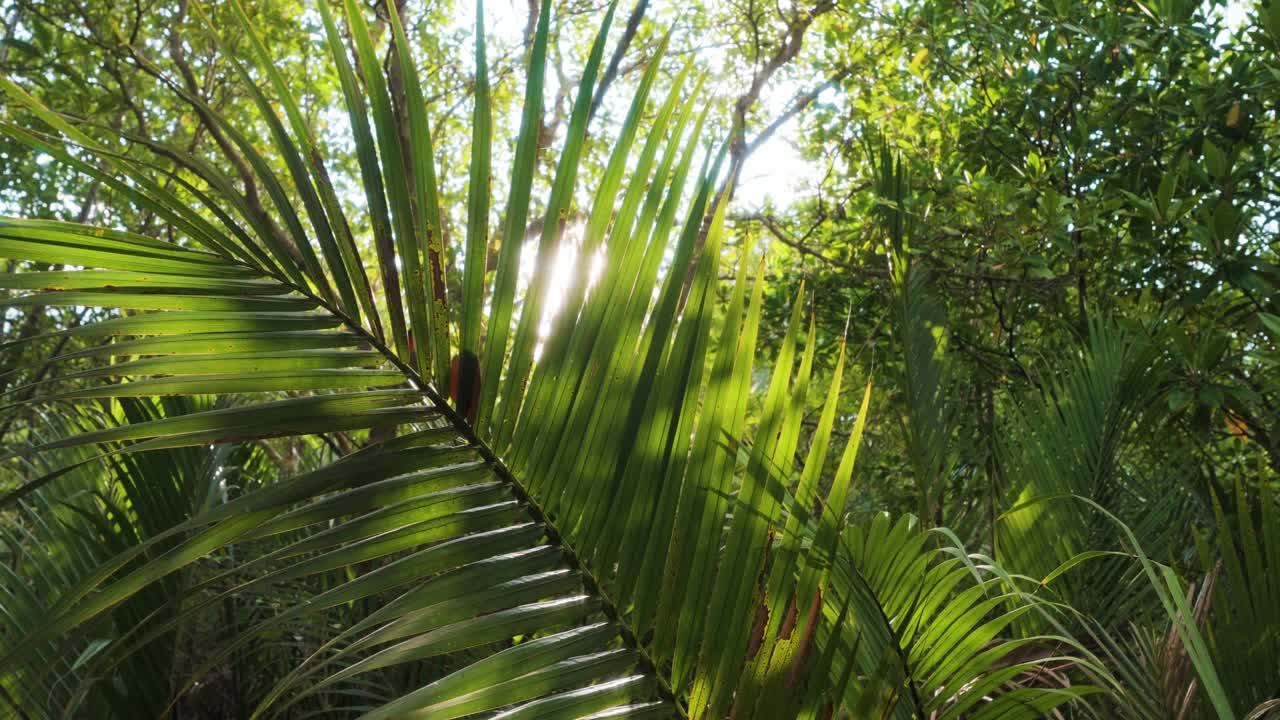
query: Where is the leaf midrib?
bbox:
[281,267,689,716]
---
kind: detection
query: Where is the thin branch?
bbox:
[737,212,1073,287]
[151,0,303,267]
[588,0,649,122]
[743,65,851,157]
[723,1,836,195]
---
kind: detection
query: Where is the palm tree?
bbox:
[0,1,1112,717]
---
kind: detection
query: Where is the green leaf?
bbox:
[386,0,453,384]
[317,0,408,356]
[1202,137,1227,179]
[459,0,492,362]
[1156,168,1178,218]
[358,622,620,720]
[1259,312,1280,341]
[342,0,434,380]
[1,291,317,312]
[488,0,620,445]
[0,271,287,293]
[476,0,552,433]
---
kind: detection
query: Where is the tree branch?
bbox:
[736,212,1074,287]
[743,65,850,157]
[588,0,649,123]
[155,0,303,267]
[722,1,836,197]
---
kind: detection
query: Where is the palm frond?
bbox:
[0,3,1100,718]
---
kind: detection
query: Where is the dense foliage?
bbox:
[0,0,1277,718]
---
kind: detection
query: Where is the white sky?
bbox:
[452,0,817,211]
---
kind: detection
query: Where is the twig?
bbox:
[588,0,649,122]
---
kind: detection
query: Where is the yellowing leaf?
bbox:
[909,47,930,76]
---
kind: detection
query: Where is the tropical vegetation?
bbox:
[0,0,1277,718]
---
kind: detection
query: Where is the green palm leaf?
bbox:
[0,3,1093,719]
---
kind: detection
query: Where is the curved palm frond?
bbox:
[823,515,1101,720]
[996,319,1168,616]
[1196,479,1280,717]
[0,1,1100,718]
